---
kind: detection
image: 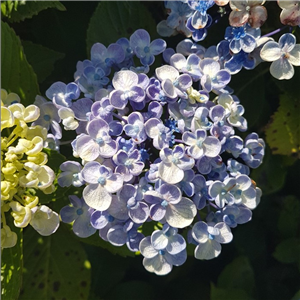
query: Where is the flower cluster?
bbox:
[33,27,267,275]
[1,89,59,249]
[157,0,300,80]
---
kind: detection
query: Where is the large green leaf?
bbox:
[19,225,91,300]
[1,21,40,106]
[86,1,158,53]
[2,1,65,22]
[217,256,255,295]
[22,41,65,83]
[1,219,23,300]
[265,94,300,158]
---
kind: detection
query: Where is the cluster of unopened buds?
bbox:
[1,90,59,249]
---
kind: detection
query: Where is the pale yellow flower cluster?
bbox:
[1,89,59,249]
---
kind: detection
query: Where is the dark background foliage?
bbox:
[2,1,300,299]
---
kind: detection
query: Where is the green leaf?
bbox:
[273,238,300,264]
[265,94,300,158]
[251,146,287,195]
[1,219,23,300]
[22,41,65,83]
[4,1,66,22]
[291,289,300,300]
[211,284,254,300]
[19,225,91,300]
[278,196,300,238]
[75,230,135,258]
[217,256,255,295]
[1,21,40,106]
[229,65,267,128]
[86,1,158,53]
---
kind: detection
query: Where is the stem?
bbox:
[262,26,288,37]
[112,112,127,123]
[1,211,7,226]
[59,140,74,145]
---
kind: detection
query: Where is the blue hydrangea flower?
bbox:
[32,102,62,139]
[74,118,117,161]
[239,133,265,168]
[155,65,193,99]
[124,112,147,144]
[182,129,221,159]
[91,42,125,75]
[139,224,187,275]
[60,195,96,238]
[186,11,212,42]
[187,0,215,29]
[191,221,233,260]
[46,82,80,108]
[208,177,237,208]
[260,33,300,80]
[81,161,123,211]
[57,161,85,187]
[130,29,167,66]
[224,23,261,54]
[144,118,173,150]
[157,1,193,37]
[144,183,197,228]
[158,145,195,184]
[107,220,144,252]
[78,65,110,98]
[200,58,231,93]
[112,149,144,182]
[169,53,203,81]
[109,70,145,109]
[192,174,212,209]
[227,158,250,177]
[108,184,150,224]
[219,204,252,228]
[225,50,256,74]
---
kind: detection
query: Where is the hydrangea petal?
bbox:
[194,240,221,260]
[83,184,112,211]
[166,197,197,228]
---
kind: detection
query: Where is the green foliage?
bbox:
[278,196,300,238]
[86,1,158,52]
[19,226,91,300]
[76,230,135,258]
[22,41,65,83]
[211,284,254,300]
[1,1,65,22]
[251,147,287,195]
[273,238,300,264]
[265,94,300,158]
[1,221,23,300]
[217,256,255,295]
[1,21,40,106]
[230,66,267,128]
